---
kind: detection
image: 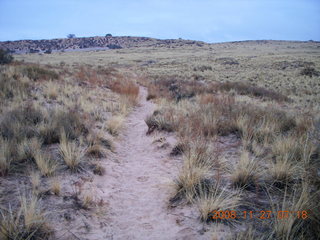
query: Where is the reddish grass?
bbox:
[109,79,139,98]
[76,66,101,85]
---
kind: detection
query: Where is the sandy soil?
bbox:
[75,86,212,240]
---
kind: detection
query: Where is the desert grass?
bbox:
[86,144,107,158]
[59,129,84,172]
[106,115,124,136]
[0,67,30,102]
[86,131,114,151]
[147,74,319,237]
[0,62,138,238]
[92,162,106,176]
[44,80,59,100]
[268,182,320,240]
[269,156,303,188]
[50,177,61,196]
[231,227,259,240]
[82,192,94,210]
[0,196,52,240]
[5,39,320,238]
[18,138,42,162]
[29,171,41,193]
[20,63,59,81]
[172,141,215,203]
[231,151,258,189]
[34,150,56,177]
[0,138,11,176]
[109,78,139,106]
[197,185,241,222]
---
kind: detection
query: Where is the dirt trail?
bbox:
[87,86,212,240]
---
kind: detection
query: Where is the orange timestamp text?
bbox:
[209,210,309,220]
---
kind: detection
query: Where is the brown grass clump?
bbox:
[76,66,100,85]
[0,69,30,100]
[44,81,59,100]
[269,158,300,188]
[39,107,88,144]
[82,192,94,210]
[231,227,258,240]
[109,79,139,105]
[170,142,187,156]
[0,138,11,176]
[86,144,106,158]
[106,115,124,136]
[146,77,290,103]
[216,81,290,102]
[59,130,84,172]
[172,141,214,203]
[148,72,319,237]
[231,151,258,189]
[30,171,41,193]
[197,186,241,222]
[268,182,320,239]
[93,163,106,176]
[21,64,59,81]
[0,104,89,175]
[34,150,56,177]
[145,111,175,134]
[0,105,44,142]
[86,132,114,151]
[0,196,52,240]
[50,177,61,196]
[0,62,135,238]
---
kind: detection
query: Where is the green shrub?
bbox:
[0,49,13,65]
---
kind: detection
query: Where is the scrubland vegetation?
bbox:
[0,57,139,239]
[3,40,320,239]
[144,74,320,239]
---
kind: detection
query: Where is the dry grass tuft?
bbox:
[106,115,124,136]
[269,156,303,188]
[197,185,241,222]
[145,110,175,134]
[109,79,139,105]
[34,150,56,177]
[93,162,106,176]
[29,171,41,193]
[0,138,11,176]
[231,151,258,189]
[21,64,59,81]
[44,81,59,100]
[76,66,100,85]
[217,81,290,102]
[269,183,320,239]
[40,107,88,145]
[172,141,214,203]
[50,177,61,196]
[86,144,106,158]
[0,68,30,101]
[59,130,84,172]
[86,132,114,151]
[0,196,52,240]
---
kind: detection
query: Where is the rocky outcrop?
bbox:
[0,36,205,54]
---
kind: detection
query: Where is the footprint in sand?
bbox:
[137,176,149,182]
[140,223,153,230]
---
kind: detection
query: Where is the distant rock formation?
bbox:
[0,36,205,54]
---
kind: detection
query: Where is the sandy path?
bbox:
[89,86,211,240]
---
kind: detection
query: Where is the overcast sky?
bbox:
[0,0,319,42]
